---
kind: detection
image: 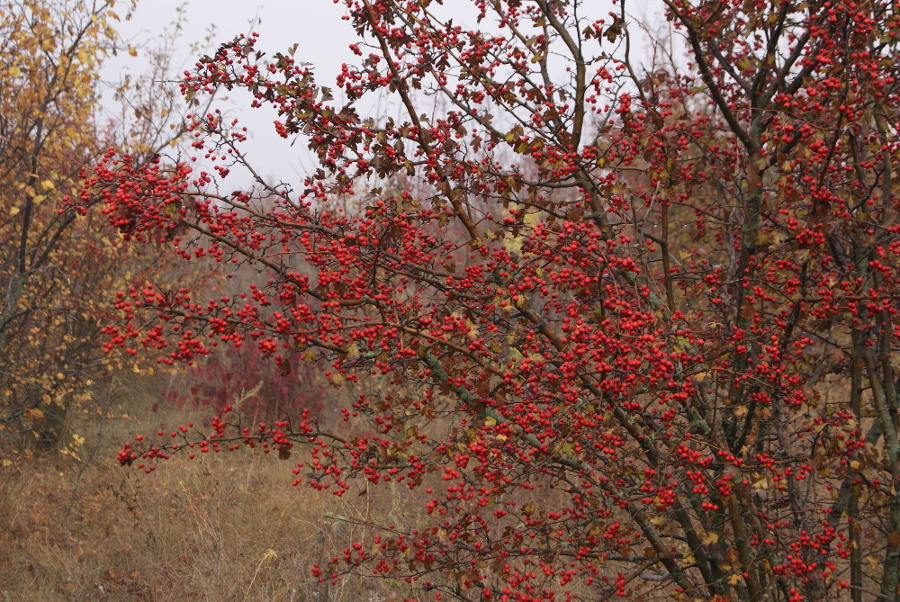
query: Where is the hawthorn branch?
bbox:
[660,0,754,153]
[360,0,482,248]
[534,0,587,148]
[418,349,701,595]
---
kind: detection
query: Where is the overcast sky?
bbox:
[122,0,354,77]
[103,0,360,180]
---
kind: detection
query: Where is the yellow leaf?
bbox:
[700,530,720,545]
[9,206,19,217]
[128,47,138,57]
[40,179,55,191]
[9,66,20,77]
[437,528,449,544]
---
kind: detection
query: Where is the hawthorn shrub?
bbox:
[85,0,900,600]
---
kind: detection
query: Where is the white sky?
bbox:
[102,0,666,183]
[104,0,359,180]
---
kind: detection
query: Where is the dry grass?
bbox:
[0,376,421,602]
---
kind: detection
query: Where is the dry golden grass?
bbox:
[0,376,422,602]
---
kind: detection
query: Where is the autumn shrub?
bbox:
[0,0,205,452]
